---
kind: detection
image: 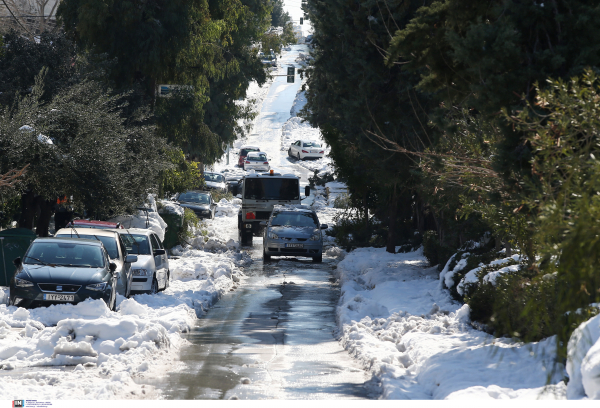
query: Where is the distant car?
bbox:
[243,152,270,172]
[66,219,124,229]
[116,229,169,295]
[238,145,261,167]
[288,140,325,160]
[55,228,137,298]
[176,190,217,219]
[203,172,227,193]
[261,205,328,262]
[9,237,119,310]
[225,175,243,195]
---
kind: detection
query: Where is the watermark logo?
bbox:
[13,401,25,408]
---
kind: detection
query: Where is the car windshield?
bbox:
[205,173,224,183]
[178,192,210,204]
[244,178,299,200]
[24,242,105,268]
[271,212,318,228]
[56,234,119,259]
[302,142,321,148]
[119,233,151,255]
[248,153,267,161]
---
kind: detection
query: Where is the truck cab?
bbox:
[238,172,310,245]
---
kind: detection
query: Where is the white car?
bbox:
[243,151,270,172]
[115,229,170,294]
[203,172,227,193]
[55,228,137,298]
[288,140,325,160]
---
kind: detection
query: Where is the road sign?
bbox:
[287,67,295,76]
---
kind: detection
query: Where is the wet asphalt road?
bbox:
[154,238,377,400]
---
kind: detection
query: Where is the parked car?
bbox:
[66,219,124,229]
[55,228,137,298]
[203,172,227,193]
[238,145,261,167]
[226,175,243,195]
[288,140,325,160]
[243,152,270,172]
[9,237,119,310]
[261,205,328,262]
[176,190,217,219]
[116,229,169,294]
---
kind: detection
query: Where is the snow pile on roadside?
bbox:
[334,247,567,399]
[0,197,247,399]
[109,195,168,242]
[567,313,600,399]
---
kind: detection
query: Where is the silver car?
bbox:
[261,205,328,262]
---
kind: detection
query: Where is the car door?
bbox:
[150,233,168,288]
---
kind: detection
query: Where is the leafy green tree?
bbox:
[303,0,433,252]
[58,0,272,164]
[159,148,202,197]
[270,0,291,27]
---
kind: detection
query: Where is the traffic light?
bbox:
[287,66,295,83]
[300,17,303,25]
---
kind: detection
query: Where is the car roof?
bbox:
[55,228,119,238]
[273,204,315,213]
[181,190,210,195]
[33,236,104,246]
[247,151,267,156]
[205,171,224,175]
[115,228,156,236]
[67,219,123,228]
[240,145,260,150]
[298,140,321,144]
[244,173,299,179]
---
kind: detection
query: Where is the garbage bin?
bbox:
[160,212,183,249]
[0,228,36,286]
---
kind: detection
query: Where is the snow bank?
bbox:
[335,247,566,399]
[109,194,168,242]
[567,313,600,399]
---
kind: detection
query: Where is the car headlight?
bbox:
[15,278,34,287]
[133,268,150,276]
[310,233,321,241]
[86,282,107,291]
[202,210,210,214]
[268,232,279,239]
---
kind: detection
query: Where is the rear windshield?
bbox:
[271,212,318,227]
[178,192,210,204]
[244,178,299,200]
[247,153,267,161]
[25,242,105,268]
[241,148,259,156]
[119,234,151,255]
[56,234,119,259]
[302,142,321,148]
[205,173,224,183]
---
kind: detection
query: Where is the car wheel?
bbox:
[263,248,271,261]
[150,276,159,294]
[164,271,170,290]
[241,229,252,246]
[297,153,302,161]
[313,255,322,263]
[288,148,292,157]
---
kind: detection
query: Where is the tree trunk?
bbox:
[18,190,37,230]
[386,184,398,253]
[35,199,54,237]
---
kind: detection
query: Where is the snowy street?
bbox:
[1,43,598,401]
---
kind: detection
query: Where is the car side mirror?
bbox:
[125,255,138,263]
[320,224,328,230]
[154,249,166,256]
[305,186,310,196]
[109,262,117,272]
[13,257,21,267]
[259,221,267,227]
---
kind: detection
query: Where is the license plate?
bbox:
[285,243,304,248]
[44,294,74,302]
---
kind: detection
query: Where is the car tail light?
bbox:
[245,161,250,164]
[319,151,324,154]
[246,212,256,219]
[263,161,269,164]
[302,150,309,153]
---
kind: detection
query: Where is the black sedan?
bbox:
[9,237,118,310]
[176,190,217,219]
